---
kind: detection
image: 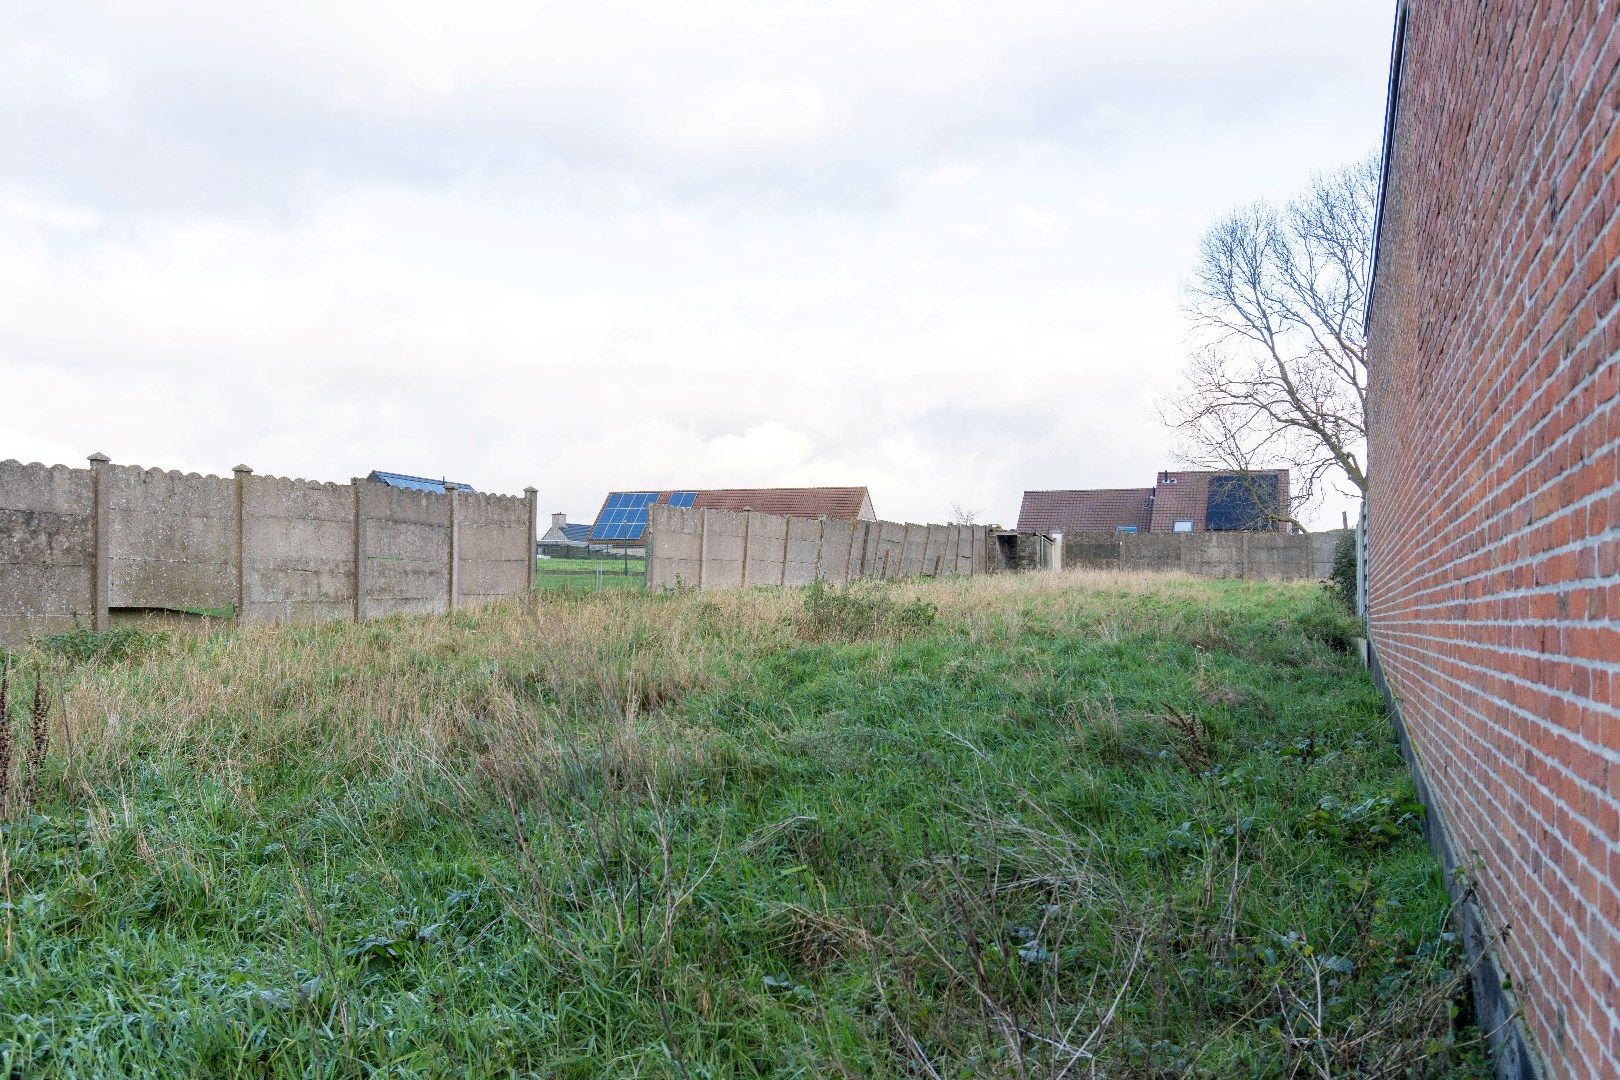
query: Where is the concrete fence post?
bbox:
[697,509,708,590]
[740,511,751,587]
[524,487,538,596]
[846,522,859,583]
[814,518,826,581]
[88,452,110,631]
[351,478,369,623]
[778,520,790,585]
[446,482,460,613]
[233,464,252,620]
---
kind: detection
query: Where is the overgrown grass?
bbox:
[0,572,1486,1077]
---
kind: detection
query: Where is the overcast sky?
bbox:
[3,1,1390,528]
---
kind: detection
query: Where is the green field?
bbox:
[534,555,646,592]
[0,573,1485,1077]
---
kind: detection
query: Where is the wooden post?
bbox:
[233,465,251,620]
[88,452,110,631]
[524,487,538,597]
[446,483,460,613]
[351,478,369,623]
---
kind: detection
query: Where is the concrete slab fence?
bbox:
[644,504,995,591]
[1,454,538,645]
[1059,529,1345,580]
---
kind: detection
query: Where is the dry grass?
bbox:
[29,570,1231,789]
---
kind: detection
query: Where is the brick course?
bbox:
[1366,3,1618,1076]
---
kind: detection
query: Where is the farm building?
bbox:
[1018,469,1291,535]
[366,470,476,494]
[588,486,876,551]
[538,513,613,558]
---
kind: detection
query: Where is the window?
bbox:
[1115,525,1138,534]
[1173,520,1194,533]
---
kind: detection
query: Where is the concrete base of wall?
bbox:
[1366,641,1547,1080]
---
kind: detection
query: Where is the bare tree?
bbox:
[949,503,980,526]
[1162,155,1377,529]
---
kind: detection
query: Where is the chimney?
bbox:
[551,512,567,528]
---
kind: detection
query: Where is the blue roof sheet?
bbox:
[369,470,475,494]
[560,523,593,542]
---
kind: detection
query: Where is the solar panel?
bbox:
[591,491,662,542]
[1206,474,1278,531]
[669,491,697,508]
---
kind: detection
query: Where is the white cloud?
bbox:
[0,0,1386,527]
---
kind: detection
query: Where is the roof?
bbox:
[560,523,592,543]
[368,470,475,494]
[1017,488,1154,533]
[590,486,875,543]
[1148,469,1289,532]
[1147,471,1210,532]
[691,487,872,520]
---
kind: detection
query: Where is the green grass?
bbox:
[0,573,1485,1077]
[534,555,646,592]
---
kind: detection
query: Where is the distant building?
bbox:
[538,513,611,558]
[1018,469,1291,535]
[589,486,877,548]
[367,470,475,494]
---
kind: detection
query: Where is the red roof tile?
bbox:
[1017,488,1154,533]
[692,487,874,521]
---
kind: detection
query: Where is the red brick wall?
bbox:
[1365,4,1618,1075]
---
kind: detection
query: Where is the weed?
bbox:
[38,625,169,664]
[794,580,937,640]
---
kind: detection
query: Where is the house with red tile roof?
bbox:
[1018,469,1290,535]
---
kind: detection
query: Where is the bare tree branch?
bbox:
[1162,155,1377,521]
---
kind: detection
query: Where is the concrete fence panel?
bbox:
[783,516,823,585]
[108,465,236,613]
[243,473,355,624]
[365,484,451,618]
[1118,533,1182,575]
[0,460,95,642]
[741,511,788,586]
[1057,529,1346,581]
[702,509,748,589]
[646,507,997,593]
[645,504,703,590]
[457,491,532,605]
[819,518,855,582]
[0,454,539,645]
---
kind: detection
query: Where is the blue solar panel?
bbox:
[591,491,661,542]
[669,491,697,508]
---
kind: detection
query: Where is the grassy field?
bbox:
[534,555,646,592]
[0,573,1486,1077]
